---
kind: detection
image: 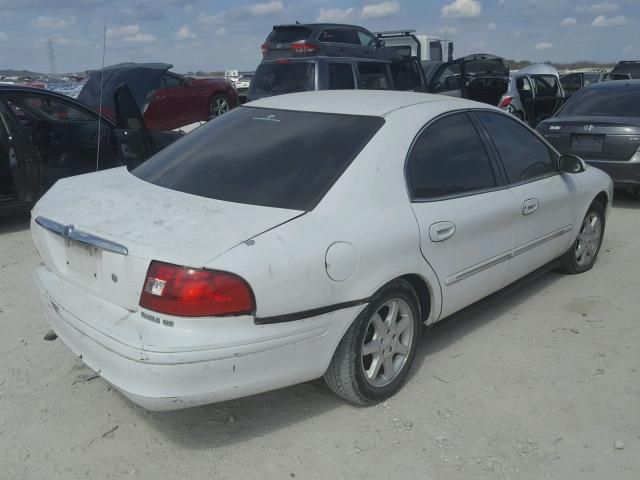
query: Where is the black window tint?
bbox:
[533,75,559,97]
[561,74,581,90]
[133,107,384,211]
[432,63,461,92]
[162,73,182,88]
[390,61,423,91]
[429,41,442,61]
[408,113,497,199]
[477,111,555,183]
[268,26,311,43]
[319,28,359,44]
[582,73,599,86]
[357,63,389,90]
[252,62,315,95]
[557,84,640,117]
[328,63,355,89]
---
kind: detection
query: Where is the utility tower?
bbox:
[46,39,57,75]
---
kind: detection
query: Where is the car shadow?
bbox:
[0,212,30,234]
[613,188,640,210]
[411,270,561,369]
[132,269,562,450]
[127,378,344,449]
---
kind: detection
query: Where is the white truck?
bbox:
[374,30,453,62]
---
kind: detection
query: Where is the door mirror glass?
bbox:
[558,154,585,174]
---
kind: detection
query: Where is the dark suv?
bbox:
[612,61,640,79]
[248,57,425,101]
[261,23,401,61]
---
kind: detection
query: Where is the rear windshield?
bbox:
[252,62,315,95]
[267,26,312,43]
[133,107,384,210]
[557,84,640,117]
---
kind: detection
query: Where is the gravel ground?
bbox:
[0,192,638,480]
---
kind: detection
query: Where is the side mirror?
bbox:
[376,39,385,48]
[559,154,585,174]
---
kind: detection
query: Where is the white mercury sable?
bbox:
[32,91,613,411]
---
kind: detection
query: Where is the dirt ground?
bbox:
[0,192,638,480]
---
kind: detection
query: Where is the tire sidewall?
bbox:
[352,281,421,402]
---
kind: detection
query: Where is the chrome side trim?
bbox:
[445,225,574,286]
[35,216,129,256]
[445,252,511,286]
[512,225,573,258]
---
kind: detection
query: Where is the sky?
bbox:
[0,0,638,73]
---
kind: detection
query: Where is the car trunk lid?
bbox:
[31,167,304,311]
[539,116,640,161]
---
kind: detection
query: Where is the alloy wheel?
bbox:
[360,298,414,388]
[575,212,602,267]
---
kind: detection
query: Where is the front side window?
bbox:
[357,63,390,90]
[7,95,94,123]
[357,31,377,47]
[477,111,556,183]
[561,74,581,91]
[252,62,315,95]
[134,107,384,211]
[431,63,461,92]
[582,73,599,87]
[407,112,497,199]
[328,63,355,90]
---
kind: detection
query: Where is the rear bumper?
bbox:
[585,159,640,187]
[35,264,363,410]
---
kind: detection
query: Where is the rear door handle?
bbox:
[522,198,539,215]
[429,221,456,242]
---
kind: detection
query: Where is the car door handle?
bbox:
[522,198,539,215]
[429,221,456,242]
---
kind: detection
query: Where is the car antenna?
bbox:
[96,26,106,172]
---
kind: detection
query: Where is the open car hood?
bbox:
[77,62,171,117]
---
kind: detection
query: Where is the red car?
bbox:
[78,63,239,131]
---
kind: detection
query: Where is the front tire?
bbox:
[560,201,605,274]
[209,93,230,118]
[324,279,421,405]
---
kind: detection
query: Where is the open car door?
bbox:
[524,75,565,127]
[112,84,183,169]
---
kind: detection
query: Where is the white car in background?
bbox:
[31,91,612,411]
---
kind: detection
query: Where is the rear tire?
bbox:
[559,201,605,274]
[324,279,421,405]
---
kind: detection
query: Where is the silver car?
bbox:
[499,64,565,127]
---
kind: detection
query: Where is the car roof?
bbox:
[247,90,493,117]
[584,79,640,89]
[274,23,366,30]
[258,56,391,65]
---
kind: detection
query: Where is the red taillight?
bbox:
[139,261,255,317]
[290,41,318,54]
[261,43,268,55]
[499,95,513,109]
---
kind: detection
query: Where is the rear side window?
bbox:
[357,31,377,47]
[268,26,311,43]
[358,63,390,90]
[328,63,355,89]
[533,75,560,97]
[319,28,359,44]
[133,107,384,211]
[390,61,423,91]
[557,84,640,117]
[477,111,556,183]
[252,62,315,95]
[407,112,497,199]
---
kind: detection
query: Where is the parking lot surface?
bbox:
[1,193,638,479]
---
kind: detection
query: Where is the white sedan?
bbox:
[31,91,613,410]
